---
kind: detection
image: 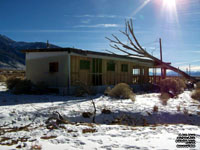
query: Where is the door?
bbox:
[92,58,102,86]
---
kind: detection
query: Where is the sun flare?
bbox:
[162,0,179,23]
[163,0,176,10]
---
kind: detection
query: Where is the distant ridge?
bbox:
[0,34,60,70]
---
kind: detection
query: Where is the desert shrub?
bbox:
[12,79,32,94]
[34,81,49,94]
[160,78,183,97]
[82,112,93,118]
[176,78,186,92]
[6,77,21,90]
[101,108,111,114]
[0,75,7,82]
[104,86,111,96]
[74,81,96,97]
[106,83,135,101]
[195,82,200,89]
[191,89,200,101]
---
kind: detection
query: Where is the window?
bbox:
[107,61,115,71]
[80,60,90,70]
[133,68,140,75]
[49,62,58,73]
[121,64,128,72]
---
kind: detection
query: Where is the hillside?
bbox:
[0,34,59,70]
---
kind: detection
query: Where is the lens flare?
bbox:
[162,0,179,24]
[163,0,176,11]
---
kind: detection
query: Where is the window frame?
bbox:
[121,64,128,72]
[80,60,90,70]
[49,62,59,73]
[107,61,115,71]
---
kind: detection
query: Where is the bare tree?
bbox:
[106,19,196,82]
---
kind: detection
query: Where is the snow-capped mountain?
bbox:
[0,34,60,69]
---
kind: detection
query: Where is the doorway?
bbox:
[92,58,102,86]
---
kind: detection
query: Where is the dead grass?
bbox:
[153,105,158,112]
[82,112,93,118]
[177,106,181,111]
[40,136,57,140]
[183,108,188,115]
[67,130,77,133]
[160,92,171,105]
[82,128,97,133]
[101,108,111,114]
[106,83,135,101]
[31,144,42,150]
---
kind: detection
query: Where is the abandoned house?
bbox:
[22,48,161,94]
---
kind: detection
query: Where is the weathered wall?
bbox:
[26,52,68,87]
[70,54,153,86]
[25,51,154,88]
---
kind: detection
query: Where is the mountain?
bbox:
[149,70,200,77]
[167,71,200,77]
[0,34,60,70]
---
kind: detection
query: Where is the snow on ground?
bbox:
[0,82,200,150]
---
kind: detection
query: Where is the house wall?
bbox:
[70,54,153,86]
[25,51,154,89]
[26,52,69,87]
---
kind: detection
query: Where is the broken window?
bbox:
[80,60,90,70]
[133,68,140,75]
[121,64,128,72]
[49,62,59,73]
[107,61,115,71]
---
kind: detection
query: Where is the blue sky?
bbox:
[0,0,200,71]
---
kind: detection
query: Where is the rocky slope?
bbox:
[0,34,59,69]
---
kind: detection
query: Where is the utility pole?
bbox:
[159,38,163,62]
[159,38,166,79]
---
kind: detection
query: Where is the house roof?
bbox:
[22,47,155,64]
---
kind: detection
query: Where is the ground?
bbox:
[0,82,200,150]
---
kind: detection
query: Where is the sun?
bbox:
[163,0,176,10]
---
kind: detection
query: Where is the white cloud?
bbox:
[174,59,200,65]
[65,14,134,19]
[74,24,121,28]
[0,29,119,33]
[81,19,91,24]
[179,65,200,72]
[191,50,200,53]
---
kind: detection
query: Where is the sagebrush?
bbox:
[105,83,135,101]
[74,81,96,97]
[160,78,186,96]
[196,82,200,89]
[191,89,200,101]
[0,75,7,82]
[6,77,32,94]
[6,77,21,90]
